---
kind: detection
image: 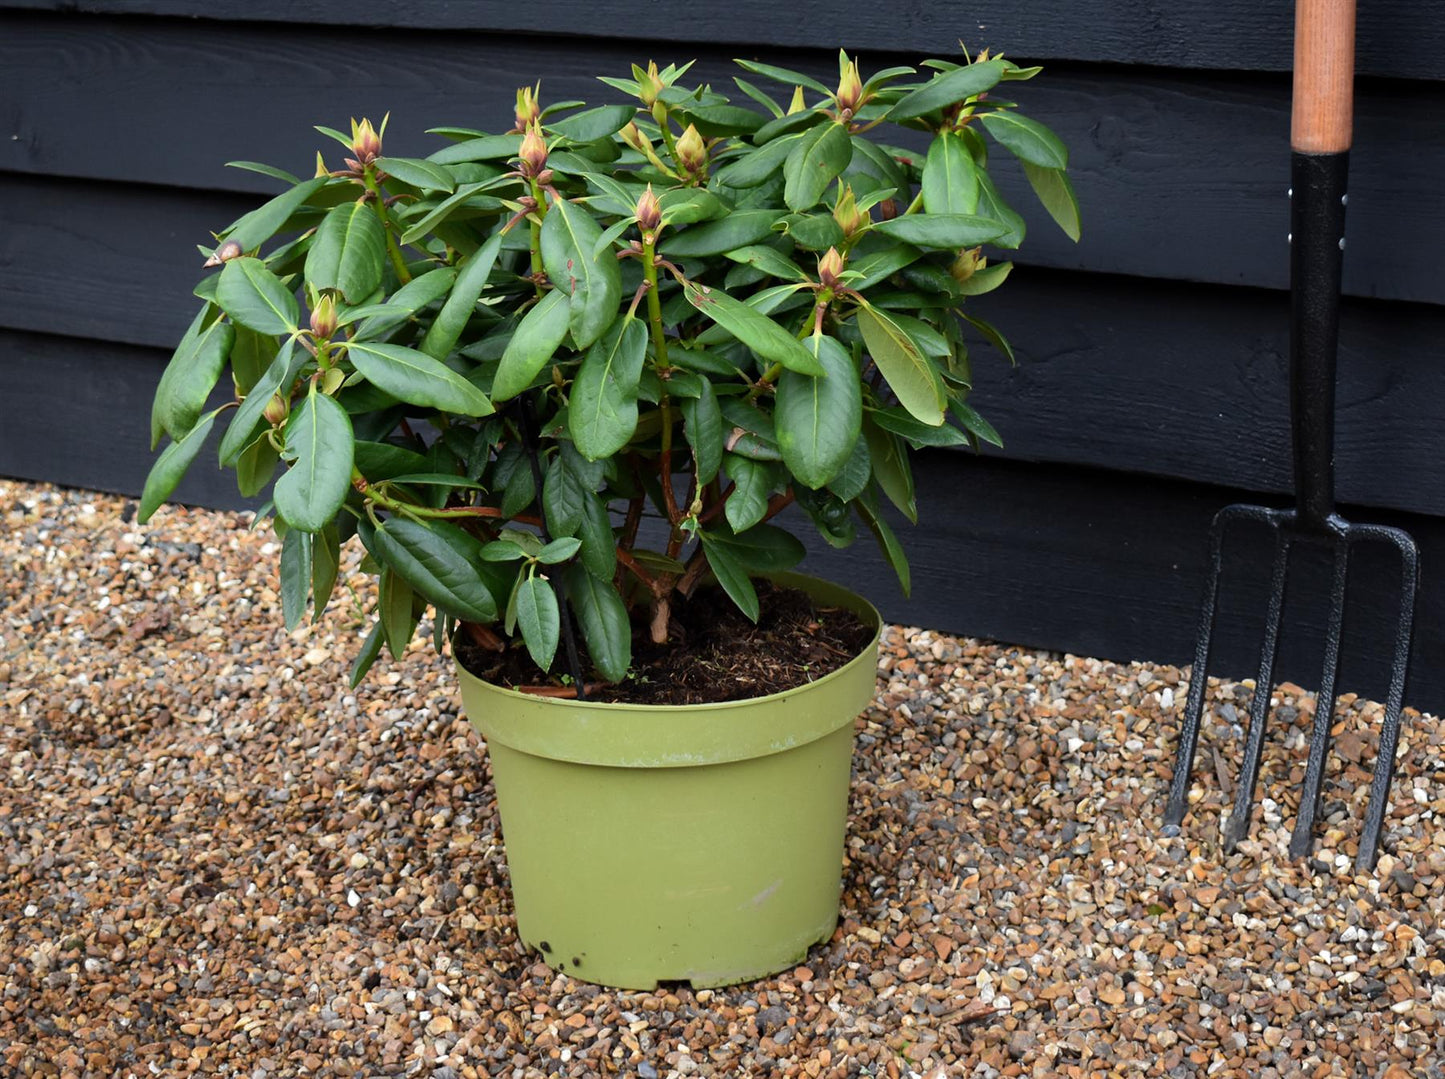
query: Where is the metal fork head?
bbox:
[1163,502,1418,873]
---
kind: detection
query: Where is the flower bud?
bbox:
[636,61,666,107]
[787,86,807,116]
[309,294,338,339]
[876,198,900,221]
[518,121,548,178]
[263,393,290,426]
[349,117,382,167]
[835,56,864,116]
[831,185,869,239]
[314,151,329,178]
[514,82,541,132]
[202,239,244,268]
[619,121,651,155]
[635,184,662,233]
[675,123,707,173]
[817,246,845,289]
[949,246,985,284]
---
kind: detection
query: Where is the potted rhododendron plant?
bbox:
[142,50,1078,988]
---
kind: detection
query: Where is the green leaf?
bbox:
[856,495,911,596]
[306,200,386,303]
[775,335,862,489]
[372,517,498,624]
[680,379,724,484]
[347,266,457,338]
[685,283,823,376]
[230,324,274,395]
[221,177,328,252]
[216,257,299,335]
[847,243,925,289]
[542,197,623,350]
[887,60,1007,121]
[152,308,234,447]
[956,260,1014,296]
[138,409,220,524]
[382,473,486,490]
[350,619,387,687]
[219,338,304,465]
[576,492,616,581]
[870,406,970,447]
[723,245,807,282]
[346,341,495,416]
[708,523,806,571]
[674,102,768,137]
[723,454,773,533]
[921,131,979,216]
[856,302,946,426]
[491,290,571,402]
[974,171,1027,249]
[549,104,637,142]
[379,567,417,660]
[979,111,1069,169]
[733,58,832,97]
[515,575,561,671]
[428,133,522,165]
[960,312,1017,366]
[311,522,342,621]
[661,210,779,258]
[871,214,1006,249]
[863,422,916,523]
[715,131,803,189]
[826,433,872,502]
[225,160,303,185]
[537,537,582,564]
[783,121,853,212]
[699,533,759,622]
[657,188,725,225]
[796,485,856,547]
[542,451,589,537]
[280,527,312,631]
[569,316,648,460]
[949,398,1004,448]
[236,432,280,496]
[398,178,508,246]
[565,565,631,683]
[1021,161,1081,242]
[420,233,502,359]
[275,388,354,532]
[375,156,456,192]
[782,213,845,252]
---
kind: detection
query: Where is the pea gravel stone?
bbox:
[3,479,1444,1078]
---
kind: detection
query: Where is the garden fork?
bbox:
[1162,0,1419,872]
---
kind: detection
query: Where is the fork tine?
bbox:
[1355,526,1420,872]
[1288,536,1350,859]
[1223,527,1293,852]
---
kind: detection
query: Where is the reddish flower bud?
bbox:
[309,294,337,339]
[818,247,845,289]
[514,83,541,132]
[635,184,662,232]
[349,117,382,167]
[676,123,707,173]
[949,246,985,284]
[262,393,290,426]
[619,121,651,155]
[835,56,864,117]
[832,185,869,239]
[518,122,548,178]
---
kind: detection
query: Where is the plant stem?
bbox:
[527,180,548,290]
[642,240,683,529]
[364,169,412,285]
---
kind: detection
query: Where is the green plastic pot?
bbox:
[456,571,881,989]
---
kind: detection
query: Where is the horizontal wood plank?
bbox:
[2,0,1443,79]
[4,177,1444,519]
[4,343,1438,712]
[2,15,1443,302]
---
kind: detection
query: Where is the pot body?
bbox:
[456,572,881,989]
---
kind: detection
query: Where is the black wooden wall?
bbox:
[4,2,1444,708]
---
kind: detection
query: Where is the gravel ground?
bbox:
[3,478,1444,1079]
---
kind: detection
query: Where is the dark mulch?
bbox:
[455,580,875,705]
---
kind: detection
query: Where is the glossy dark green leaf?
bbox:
[536,537,582,564]
[565,564,631,683]
[979,111,1069,169]
[856,494,911,596]
[847,243,925,289]
[921,131,979,216]
[848,138,911,196]
[796,485,856,547]
[871,214,1006,249]
[491,290,571,401]
[347,266,457,338]
[152,309,234,447]
[657,188,725,225]
[949,398,1004,447]
[723,454,773,533]
[236,432,280,496]
[376,156,456,192]
[428,134,522,165]
[216,257,300,335]
[280,527,312,631]
[775,335,863,489]
[349,618,387,687]
[1021,161,1081,242]
[219,338,304,465]
[674,103,767,137]
[956,261,1014,296]
[857,302,946,426]
[372,517,498,624]
[138,408,219,524]
[221,177,328,252]
[346,341,495,416]
[782,213,845,252]
[569,316,648,460]
[974,171,1027,250]
[707,523,806,571]
[576,492,616,581]
[398,178,510,245]
[715,132,803,189]
[548,104,636,142]
[870,406,970,447]
[275,388,354,532]
[542,197,623,350]
[379,567,417,660]
[685,283,823,376]
[733,58,832,97]
[515,574,560,671]
[543,451,589,537]
[783,121,852,212]
[863,422,916,523]
[420,233,502,359]
[680,379,724,484]
[826,433,871,502]
[960,312,1017,366]
[306,200,386,303]
[353,440,431,480]
[230,324,273,395]
[723,245,807,282]
[886,60,1006,121]
[225,160,303,185]
[311,521,342,621]
[699,532,759,622]
[661,210,779,258]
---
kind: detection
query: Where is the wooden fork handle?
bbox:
[1292,0,1356,153]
